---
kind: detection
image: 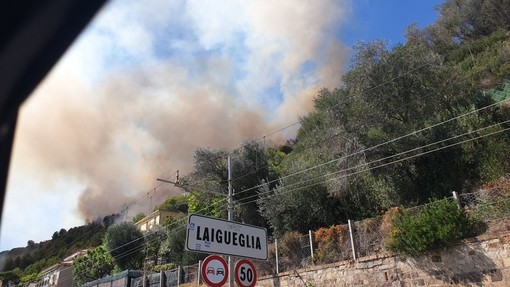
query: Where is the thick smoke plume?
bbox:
[10,0,349,222]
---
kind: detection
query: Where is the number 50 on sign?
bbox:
[235,259,257,287]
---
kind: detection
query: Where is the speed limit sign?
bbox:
[234,259,257,287]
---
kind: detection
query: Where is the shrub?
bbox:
[385,199,474,256]
[152,263,177,271]
[279,231,303,268]
[255,243,277,275]
[313,225,347,263]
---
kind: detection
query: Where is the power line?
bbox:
[24,32,509,282]
[232,96,510,198]
[73,114,510,280]
[237,122,510,208]
[54,201,231,283]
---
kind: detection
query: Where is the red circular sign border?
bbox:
[201,255,228,287]
[234,259,257,287]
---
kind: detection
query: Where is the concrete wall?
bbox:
[257,233,510,287]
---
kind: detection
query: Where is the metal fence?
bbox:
[83,188,510,285]
[459,188,510,221]
[136,188,510,279]
[353,216,387,258]
[83,263,202,287]
[260,188,510,275]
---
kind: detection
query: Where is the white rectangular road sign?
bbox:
[186,214,268,260]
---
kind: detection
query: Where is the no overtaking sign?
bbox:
[186,214,268,260]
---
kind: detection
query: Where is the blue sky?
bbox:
[1,0,443,251]
[342,0,442,46]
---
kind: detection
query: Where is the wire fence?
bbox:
[459,188,510,221]
[81,188,510,285]
[353,216,387,258]
[257,188,510,275]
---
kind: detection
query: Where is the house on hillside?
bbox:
[34,250,88,287]
[134,209,182,231]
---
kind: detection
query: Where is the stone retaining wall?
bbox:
[257,233,510,286]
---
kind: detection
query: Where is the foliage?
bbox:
[230,140,273,227]
[160,222,206,266]
[183,140,276,227]
[467,177,510,221]
[20,272,39,284]
[181,148,229,218]
[278,231,303,268]
[432,0,510,43]
[385,199,475,256]
[152,263,177,271]
[155,195,189,213]
[9,1,510,276]
[0,269,20,286]
[257,178,343,237]
[104,222,145,270]
[186,193,225,218]
[254,244,277,276]
[381,207,403,237]
[73,245,115,286]
[313,225,347,264]
[1,218,113,280]
[144,230,164,267]
[132,213,146,223]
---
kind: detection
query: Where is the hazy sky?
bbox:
[1,0,442,251]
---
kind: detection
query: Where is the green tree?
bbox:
[0,269,20,286]
[26,240,36,249]
[156,195,189,213]
[183,140,275,227]
[73,245,115,286]
[258,181,343,237]
[230,140,273,227]
[144,230,163,267]
[432,0,510,43]
[20,272,39,285]
[160,222,205,266]
[181,148,229,218]
[105,222,145,270]
[312,39,508,207]
[132,213,146,223]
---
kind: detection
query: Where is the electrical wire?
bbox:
[231,96,510,198]
[54,201,230,283]
[26,32,509,283]
[64,117,510,283]
[237,123,510,207]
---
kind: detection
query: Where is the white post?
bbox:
[275,238,279,274]
[228,156,234,287]
[308,230,314,262]
[452,191,461,209]
[177,266,181,287]
[348,220,357,260]
[197,260,202,286]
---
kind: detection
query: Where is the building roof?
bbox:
[134,209,182,226]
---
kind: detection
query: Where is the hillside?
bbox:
[2,0,510,285]
[0,214,118,282]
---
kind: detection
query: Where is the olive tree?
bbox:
[105,222,145,270]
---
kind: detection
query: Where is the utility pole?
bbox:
[227,155,234,287]
[157,159,235,286]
